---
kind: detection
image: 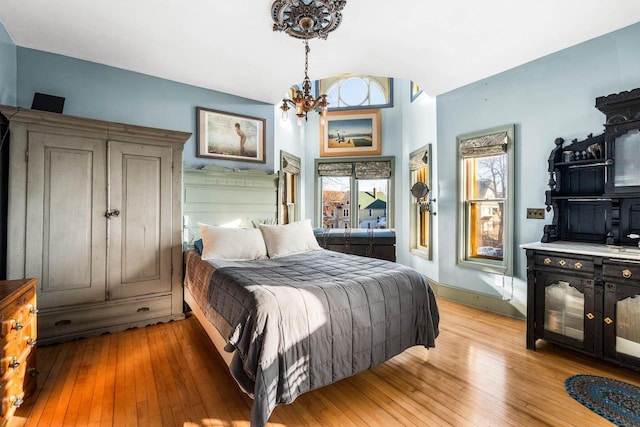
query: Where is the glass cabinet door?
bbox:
[545,280,585,340]
[613,129,640,188]
[604,281,640,364]
[535,271,595,353]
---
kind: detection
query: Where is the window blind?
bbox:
[282,154,300,175]
[354,161,391,179]
[317,162,353,176]
[318,160,392,179]
[409,149,429,171]
[459,131,508,158]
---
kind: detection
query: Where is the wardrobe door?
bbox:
[107,141,172,300]
[25,132,107,308]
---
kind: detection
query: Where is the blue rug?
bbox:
[565,374,640,426]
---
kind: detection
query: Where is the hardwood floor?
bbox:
[10,298,640,426]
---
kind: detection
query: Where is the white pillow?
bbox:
[259,219,322,258]
[198,223,268,261]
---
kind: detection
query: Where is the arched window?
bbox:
[318,75,393,111]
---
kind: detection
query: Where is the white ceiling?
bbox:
[1,1,639,104]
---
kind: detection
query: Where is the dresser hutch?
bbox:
[522,88,640,369]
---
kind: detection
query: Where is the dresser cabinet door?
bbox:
[534,270,596,354]
[25,133,107,308]
[107,142,172,300]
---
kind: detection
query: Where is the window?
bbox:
[316,157,394,229]
[410,144,433,259]
[278,151,301,224]
[318,75,393,111]
[457,124,514,275]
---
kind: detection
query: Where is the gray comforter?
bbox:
[205,250,439,426]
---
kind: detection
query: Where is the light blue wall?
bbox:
[15,48,276,171]
[0,21,17,106]
[436,22,640,310]
[402,83,438,281]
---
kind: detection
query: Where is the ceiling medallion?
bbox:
[271,0,347,40]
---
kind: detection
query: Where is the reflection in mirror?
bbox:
[410,144,433,258]
[614,129,640,187]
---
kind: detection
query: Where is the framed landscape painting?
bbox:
[320,109,381,157]
[196,107,266,163]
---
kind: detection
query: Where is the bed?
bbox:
[182,166,440,427]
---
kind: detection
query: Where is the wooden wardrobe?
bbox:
[0,106,190,344]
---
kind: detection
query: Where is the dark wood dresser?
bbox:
[314,228,396,262]
[0,279,37,426]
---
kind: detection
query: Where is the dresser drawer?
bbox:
[535,253,595,273]
[0,279,37,427]
[603,260,640,282]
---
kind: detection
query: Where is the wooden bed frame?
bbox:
[182,165,279,367]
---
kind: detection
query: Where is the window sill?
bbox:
[410,248,432,261]
[457,258,510,276]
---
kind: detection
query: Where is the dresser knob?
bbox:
[28,304,39,315]
[622,269,632,279]
[8,357,20,369]
[27,337,37,347]
[604,317,614,325]
[10,319,23,331]
[10,395,23,407]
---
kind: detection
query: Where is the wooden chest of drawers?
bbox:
[0,279,37,426]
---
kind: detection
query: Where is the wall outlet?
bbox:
[527,208,545,219]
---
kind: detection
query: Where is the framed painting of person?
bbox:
[196,107,266,163]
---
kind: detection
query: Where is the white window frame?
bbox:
[410,144,433,259]
[457,124,514,275]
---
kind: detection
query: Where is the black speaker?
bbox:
[31,92,65,113]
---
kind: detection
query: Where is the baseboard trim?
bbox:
[429,280,526,320]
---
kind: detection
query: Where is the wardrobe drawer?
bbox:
[38,295,173,341]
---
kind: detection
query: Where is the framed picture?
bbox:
[410,81,423,102]
[320,109,381,157]
[196,107,265,163]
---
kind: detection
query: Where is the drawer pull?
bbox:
[604,317,614,325]
[10,395,23,407]
[543,258,551,265]
[27,337,37,347]
[10,319,23,331]
[9,357,20,369]
[55,319,72,326]
[28,304,39,315]
[558,259,567,266]
[574,262,583,269]
[586,312,595,320]
[622,269,632,279]
[137,307,150,313]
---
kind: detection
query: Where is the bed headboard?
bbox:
[183,165,279,248]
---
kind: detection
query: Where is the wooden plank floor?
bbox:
[10,298,640,426]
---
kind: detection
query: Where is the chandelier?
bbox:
[271,0,347,125]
